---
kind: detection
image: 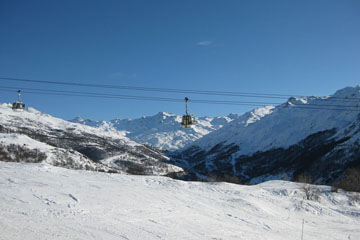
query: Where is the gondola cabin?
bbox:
[181,114,196,128]
[12,90,25,111]
[181,97,196,128]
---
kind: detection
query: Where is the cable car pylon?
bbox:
[12,90,25,111]
[181,97,196,128]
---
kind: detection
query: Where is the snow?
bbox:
[72,112,239,150]
[0,133,53,152]
[0,103,184,175]
[0,103,137,147]
[100,153,183,175]
[0,133,112,171]
[0,162,359,240]
[186,86,360,156]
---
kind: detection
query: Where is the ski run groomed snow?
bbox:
[0,162,359,240]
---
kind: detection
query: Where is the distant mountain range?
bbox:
[71,112,239,151]
[1,86,360,186]
[173,86,360,185]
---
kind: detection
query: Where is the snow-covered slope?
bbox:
[177,86,360,184]
[0,103,182,175]
[72,112,238,150]
[1,162,359,240]
[0,133,111,171]
[187,87,360,154]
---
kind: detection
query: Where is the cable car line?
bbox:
[1,87,360,112]
[1,86,281,105]
[0,88,280,106]
[0,77,294,99]
[1,77,359,102]
[0,86,358,109]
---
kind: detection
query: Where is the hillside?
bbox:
[1,161,359,240]
[0,103,182,175]
[2,86,360,185]
[175,86,360,184]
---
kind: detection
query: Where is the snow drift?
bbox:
[0,162,359,240]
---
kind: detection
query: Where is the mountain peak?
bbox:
[286,97,308,105]
[72,111,236,151]
[227,113,240,119]
[332,85,360,98]
[155,112,175,118]
[72,116,84,122]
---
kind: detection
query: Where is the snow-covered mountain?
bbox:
[71,112,239,151]
[1,161,359,240]
[175,86,360,185]
[2,86,359,186]
[0,103,182,175]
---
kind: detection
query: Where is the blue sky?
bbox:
[1,0,359,120]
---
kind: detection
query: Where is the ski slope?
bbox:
[1,162,359,240]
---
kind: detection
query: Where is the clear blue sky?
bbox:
[1,0,359,120]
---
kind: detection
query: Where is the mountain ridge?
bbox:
[174,86,360,184]
[2,85,360,186]
[0,103,182,175]
[71,111,240,151]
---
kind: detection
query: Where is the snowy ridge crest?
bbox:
[173,86,360,185]
[0,103,182,175]
[72,111,240,150]
[186,86,360,155]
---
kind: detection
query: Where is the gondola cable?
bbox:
[1,77,359,102]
